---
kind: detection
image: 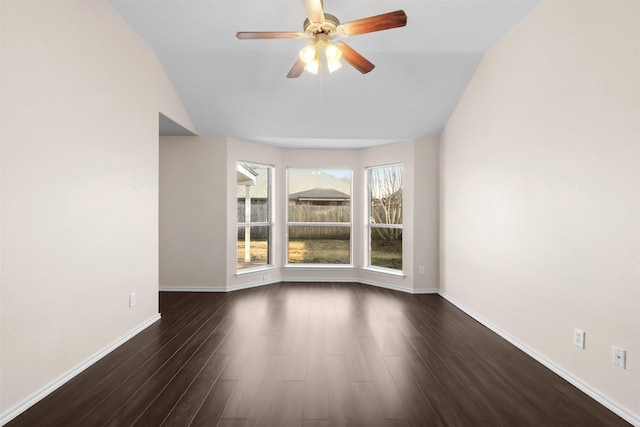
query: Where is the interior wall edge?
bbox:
[0,314,161,427]
[439,291,640,427]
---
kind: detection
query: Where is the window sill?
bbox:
[284,264,355,271]
[362,266,405,278]
[235,266,279,277]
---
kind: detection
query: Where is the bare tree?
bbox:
[370,166,403,241]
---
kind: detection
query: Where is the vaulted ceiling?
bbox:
[109,0,540,148]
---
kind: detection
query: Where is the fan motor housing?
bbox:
[303,13,340,37]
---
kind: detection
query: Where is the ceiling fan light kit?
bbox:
[298,33,343,75]
[236,0,407,78]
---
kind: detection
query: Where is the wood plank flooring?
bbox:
[7,282,630,426]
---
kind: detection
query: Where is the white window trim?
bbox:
[284,264,355,271]
[370,223,403,229]
[235,265,279,277]
[237,162,274,271]
[287,221,351,227]
[362,266,405,278]
[365,163,403,273]
[286,168,354,266]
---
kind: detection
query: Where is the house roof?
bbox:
[237,168,351,199]
[237,163,258,186]
[289,188,350,201]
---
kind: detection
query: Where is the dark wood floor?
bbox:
[8,282,629,427]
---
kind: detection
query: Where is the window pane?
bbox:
[288,169,351,222]
[367,164,403,271]
[288,203,350,223]
[237,162,270,223]
[237,226,270,269]
[369,165,402,225]
[237,162,272,271]
[288,226,350,264]
[370,228,402,270]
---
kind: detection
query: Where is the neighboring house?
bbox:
[288,188,350,206]
[288,188,351,238]
[237,169,352,223]
[237,163,268,221]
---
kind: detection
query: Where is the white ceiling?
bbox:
[109,0,540,148]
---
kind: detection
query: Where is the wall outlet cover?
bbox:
[129,293,136,308]
[573,328,585,349]
[614,346,626,369]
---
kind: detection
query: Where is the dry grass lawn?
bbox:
[288,239,351,264]
[238,239,402,270]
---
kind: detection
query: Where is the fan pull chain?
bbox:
[319,71,324,108]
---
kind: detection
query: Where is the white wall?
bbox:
[0,0,4,416]
[160,138,440,293]
[413,138,440,292]
[441,0,639,421]
[160,136,227,290]
[1,0,192,420]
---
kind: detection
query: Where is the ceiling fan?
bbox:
[236,0,407,78]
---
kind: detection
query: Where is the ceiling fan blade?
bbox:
[287,58,306,78]
[335,41,375,74]
[236,31,305,40]
[302,0,325,24]
[337,10,407,36]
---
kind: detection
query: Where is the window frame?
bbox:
[236,161,274,273]
[285,167,354,267]
[365,163,404,274]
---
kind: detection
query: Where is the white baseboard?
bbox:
[0,314,161,427]
[412,288,440,295]
[160,278,364,292]
[161,280,439,296]
[357,278,426,294]
[160,286,227,292]
[282,276,412,293]
[281,276,439,295]
[438,291,640,427]
[282,276,359,283]
[160,279,280,293]
[227,279,280,292]
[355,279,412,294]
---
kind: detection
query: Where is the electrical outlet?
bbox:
[129,293,136,308]
[614,346,626,369]
[418,266,425,275]
[573,328,585,349]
